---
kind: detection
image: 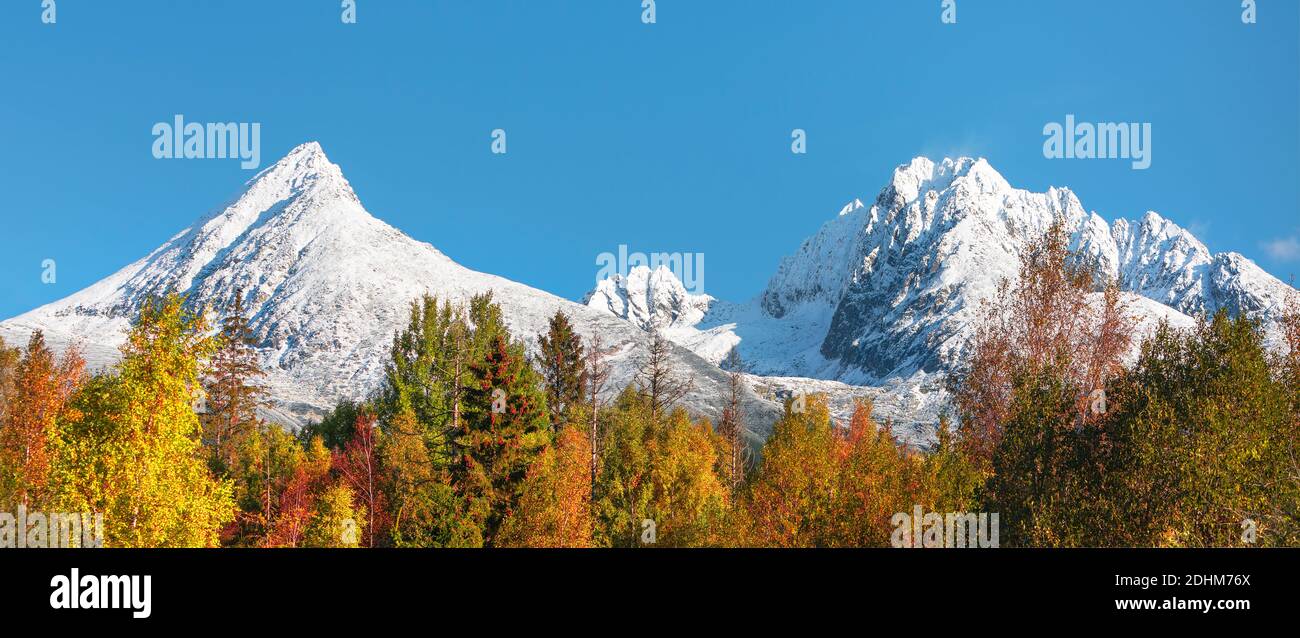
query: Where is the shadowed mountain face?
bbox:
[588,157,1294,386]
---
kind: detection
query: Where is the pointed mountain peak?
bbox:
[290,140,326,157]
[243,141,350,199]
[838,198,866,216]
[1140,210,1173,230]
[880,156,1010,211]
[1131,211,1208,252]
[889,156,985,184]
[957,157,1009,188]
[274,141,332,174]
[279,140,332,166]
[591,264,689,296]
[584,264,714,332]
[644,263,685,284]
[95,141,375,309]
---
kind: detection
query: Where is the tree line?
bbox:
[0,224,1296,547]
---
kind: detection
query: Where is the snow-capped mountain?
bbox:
[1112,212,1295,321]
[8,146,1290,445]
[587,157,1295,387]
[0,143,777,434]
[580,265,740,363]
[582,265,715,332]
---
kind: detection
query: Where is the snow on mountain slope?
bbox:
[1113,212,1296,321]
[0,143,781,434]
[10,147,1287,446]
[586,157,1293,388]
[580,265,737,364]
[582,265,716,332]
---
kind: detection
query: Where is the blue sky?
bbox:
[1,0,1297,319]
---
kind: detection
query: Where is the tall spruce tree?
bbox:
[380,295,459,464]
[456,333,549,546]
[379,292,510,466]
[203,290,269,472]
[537,310,587,429]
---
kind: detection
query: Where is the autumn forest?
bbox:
[1,225,1297,548]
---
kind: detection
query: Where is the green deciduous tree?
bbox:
[1102,312,1299,547]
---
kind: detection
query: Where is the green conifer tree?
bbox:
[537,310,587,429]
[455,333,549,545]
[202,290,269,473]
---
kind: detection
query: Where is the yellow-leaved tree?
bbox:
[744,394,839,547]
[50,294,235,547]
[498,424,593,548]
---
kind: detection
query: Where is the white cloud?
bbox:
[1263,235,1300,262]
